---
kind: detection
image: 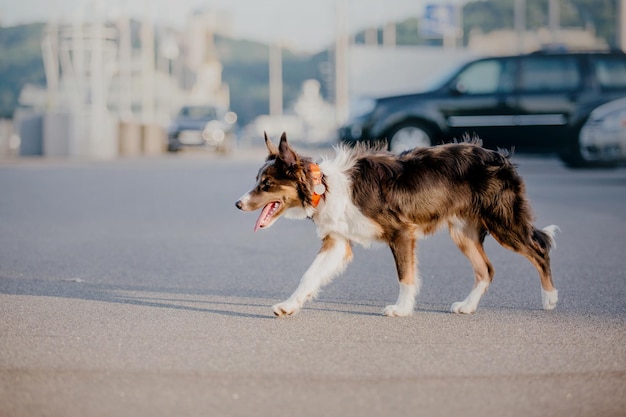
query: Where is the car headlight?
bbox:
[202,128,225,143]
[203,120,227,144]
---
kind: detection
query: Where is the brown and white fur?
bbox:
[236,132,558,317]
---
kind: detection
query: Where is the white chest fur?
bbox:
[312,152,382,246]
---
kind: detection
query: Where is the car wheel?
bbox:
[388,124,432,153]
[559,140,585,167]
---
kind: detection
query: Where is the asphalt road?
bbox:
[1,148,625,417]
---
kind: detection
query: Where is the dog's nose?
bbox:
[235,200,243,210]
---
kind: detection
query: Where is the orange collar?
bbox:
[310,163,325,208]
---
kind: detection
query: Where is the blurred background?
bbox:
[0,0,624,158]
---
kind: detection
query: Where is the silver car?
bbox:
[579,97,626,166]
[167,105,237,153]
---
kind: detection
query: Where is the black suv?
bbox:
[338,51,626,166]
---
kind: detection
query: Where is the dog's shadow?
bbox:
[0,276,276,319]
[110,293,275,319]
[1,276,458,319]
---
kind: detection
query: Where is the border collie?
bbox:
[236,132,558,317]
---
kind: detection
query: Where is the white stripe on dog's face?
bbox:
[236,192,253,211]
[237,191,249,203]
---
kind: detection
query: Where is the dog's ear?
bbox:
[264,131,278,156]
[278,132,298,167]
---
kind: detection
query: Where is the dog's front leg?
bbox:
[272,234,353,317]
[383,230,420,317]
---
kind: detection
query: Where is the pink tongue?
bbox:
[254,202,278,232]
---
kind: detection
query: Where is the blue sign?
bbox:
[421,4,460,38]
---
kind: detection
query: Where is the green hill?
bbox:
[0,23,46,118]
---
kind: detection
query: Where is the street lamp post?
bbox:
[269,43,283,117]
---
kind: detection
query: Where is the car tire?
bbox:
[559,140,586,168]
[387,123,433,153]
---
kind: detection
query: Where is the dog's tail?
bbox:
[532,225,560,252]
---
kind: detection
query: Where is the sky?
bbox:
[0,0,426,52]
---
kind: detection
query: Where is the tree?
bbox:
[0,23,46,118]
[462,0,618,48]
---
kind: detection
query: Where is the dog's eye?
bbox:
[261,179,272,191]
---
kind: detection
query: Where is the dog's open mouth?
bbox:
[254,201,281,232]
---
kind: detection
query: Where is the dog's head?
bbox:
[236,132,317,231]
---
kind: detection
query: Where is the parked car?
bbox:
[579,97,626,166]
[167,105,237,153]
[338,50,626,167]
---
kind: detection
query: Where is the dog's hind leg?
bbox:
[519,226,559,310]
[384,229,420,317]
[272,234,353,317]
[533,225,559,310]
[487,221,559,311]
[449,221,495,314]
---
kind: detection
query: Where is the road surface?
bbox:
[1,149,625,416]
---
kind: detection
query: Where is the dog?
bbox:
[235,132,558,317]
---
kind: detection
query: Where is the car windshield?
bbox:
[419,60,470,92]
[179,106,217,120]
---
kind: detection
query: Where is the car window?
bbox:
[455,60,503,94]
[180,106,217,119]
[518,57,581,92]
[593,56,626,90]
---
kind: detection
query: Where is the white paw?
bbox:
[272,299,301,317]
[542,289,558,310]
[451,301,476,314]
[382,304,414,317]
